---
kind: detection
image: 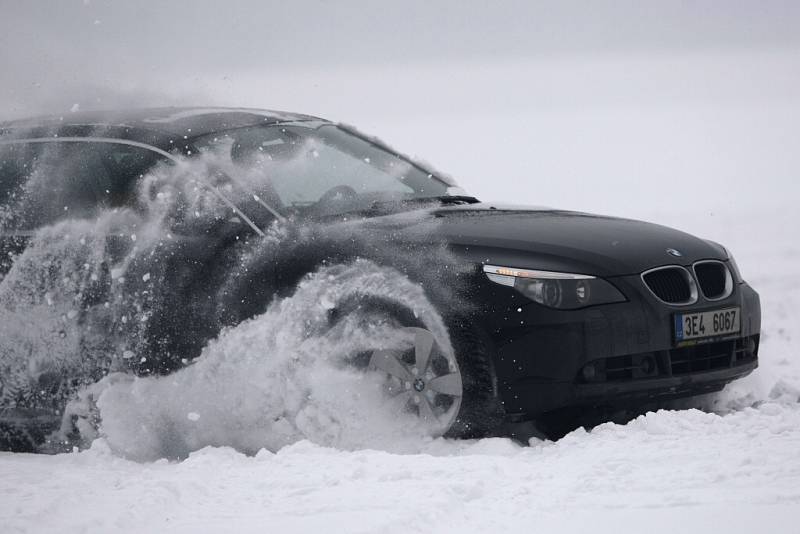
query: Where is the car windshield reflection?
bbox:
[192,123,469,221]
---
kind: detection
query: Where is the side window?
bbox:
[0,143,34,207]
[0,141,166,232]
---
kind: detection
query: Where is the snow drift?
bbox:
[74,259,452,461]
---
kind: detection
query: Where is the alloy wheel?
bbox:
[368,327,463,435]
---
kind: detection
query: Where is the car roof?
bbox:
[0,107,322,135]
[0,107,327,152]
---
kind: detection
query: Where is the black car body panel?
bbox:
[485,275,760,415]
[431,205,728,277]
[419,206,759,415]
[0,107,761,430]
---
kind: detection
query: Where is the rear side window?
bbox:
[0,141,166,231]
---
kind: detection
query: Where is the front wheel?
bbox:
[350,310,504,439]
[368,326,464,437]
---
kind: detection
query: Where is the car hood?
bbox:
[425,204,726,277]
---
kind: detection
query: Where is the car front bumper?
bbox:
[483,277,761,417]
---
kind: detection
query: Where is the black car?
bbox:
[0,107,760,451]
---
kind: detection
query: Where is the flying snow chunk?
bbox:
[70,104,80,113]
[187,412,200,422]
[319,294,334,310]
[142,273,151,282]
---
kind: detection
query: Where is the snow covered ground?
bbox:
[1,205,798,534]
[3,403,800,534]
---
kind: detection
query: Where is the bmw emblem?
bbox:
[666,248,683,257]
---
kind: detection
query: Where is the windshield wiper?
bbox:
[366,195,481,211]
[370,195,480,207]
[432,195,480,205]
[305,195,482,220]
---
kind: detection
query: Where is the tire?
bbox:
[330,296,505,439]
[444,315,505,439]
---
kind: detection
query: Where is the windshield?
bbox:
[192,123,467,219]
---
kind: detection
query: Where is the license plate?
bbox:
[674,307,740,342]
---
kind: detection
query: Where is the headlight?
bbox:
[483,264,626,309]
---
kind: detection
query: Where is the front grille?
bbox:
[642,267,693,304]
[694,261,730,300]
[578,335,759,383]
